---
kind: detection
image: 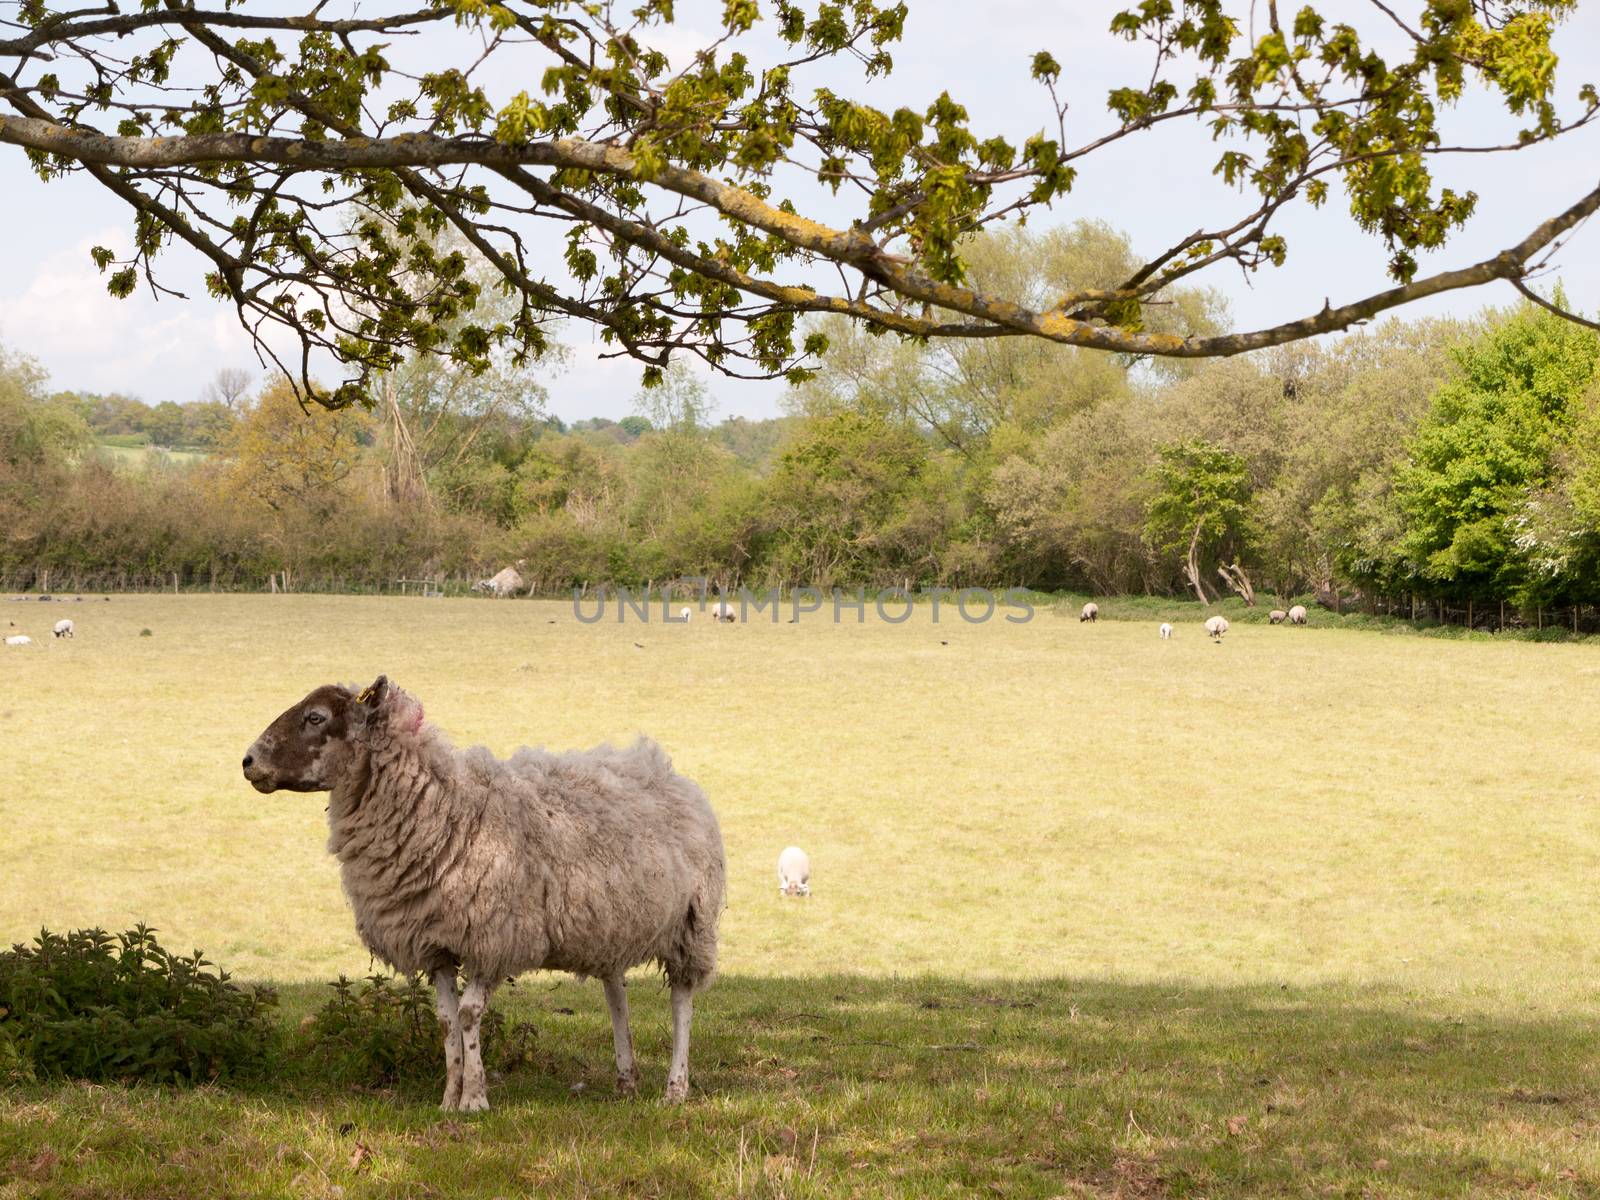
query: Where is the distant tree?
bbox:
[765,409,928,585]
[1529,380,1600,600]
[794,223,1225,453]
[1395,302,1600,604]
[987,407,1157,594]
[377,232,559,507]
[512,433,621,523]
[144,401,188,448]
[1144,440,1258,605]
[0,346,87,469]
[1250,318,1470,600]
[182,401,238,450]
[620,365,730,574]
[633,364,717,433]
[64,392,154,438]
[225,380,371,513]
[715,416,794,467]
[199,368,255,413]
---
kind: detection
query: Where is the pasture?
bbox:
[90,442,212,469]
[3,594,1600,1197]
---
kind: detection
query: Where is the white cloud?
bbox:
[0,229,257,401]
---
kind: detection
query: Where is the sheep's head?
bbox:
[242,675,423,793]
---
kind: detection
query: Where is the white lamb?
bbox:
[4,634,31,646]
[53,619,74,638]
[711,600,736,622]
[1080,602,1099,623]
[1288,605,1309,625]
[1204,615,1229,639]
[1159,623,1173,639]
[679,606,692,622]
[777,846,811,897]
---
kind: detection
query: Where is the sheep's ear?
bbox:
[355,675,389,710]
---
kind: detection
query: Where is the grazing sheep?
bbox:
[242,676,725,1110]
[1268,610,1287,625]
[711,600,736,622]
[679,606,692,622]
[52,619,74,638]
[1288,604,1308,625]
[1080,602,1099,623]
[777,846,811,897]
[4,634,30,646]
[1159,623,1173,639]
[472,565,525,597]
[1204,615,1229,640]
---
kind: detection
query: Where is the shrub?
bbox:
[300,973,538,1087]
[0,925,278,1083]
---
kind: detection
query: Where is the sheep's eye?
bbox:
[305,712,327,727]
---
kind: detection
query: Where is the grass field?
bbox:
[91,441,212,469]
[3,594,1600,1197]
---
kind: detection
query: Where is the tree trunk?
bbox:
[1216,561,1256,606]
[1183,521,1213,605]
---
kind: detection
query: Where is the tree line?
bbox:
[2,226,1597,616]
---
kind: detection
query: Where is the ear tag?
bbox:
[356,685,377,704]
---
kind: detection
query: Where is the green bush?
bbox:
[301,973,539,1087]
[0,1020,32,1083]
[0,925,278,1083]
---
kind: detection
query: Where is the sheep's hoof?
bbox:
[663,1078,689,1105]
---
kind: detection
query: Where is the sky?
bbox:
[2,0,1598,423]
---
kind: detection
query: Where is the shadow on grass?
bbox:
[5,974,1600,1197]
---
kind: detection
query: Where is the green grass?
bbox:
[4,595,1600,1196]
[92,441,211,468]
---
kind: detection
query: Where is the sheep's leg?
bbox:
[432,968,464,1111]
[602,975,641,1096]
[456,976,498,1112]
[664,982,694,1104]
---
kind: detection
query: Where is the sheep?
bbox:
[711,600,736,622]
[1080,602,1099,623]
[679,606,692,622]
[1268,610,1287,625]
[1159,622,1173,639]
[1204,615,1229,639]
[778,846,811,897]
[4,634,30,646]
[52,619,74,638]
[242,676,725,1111]
[472,565,525,597]
[1288,604,1308,625]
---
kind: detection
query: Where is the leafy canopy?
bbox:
[1395,299,1600,597]
[0,1,1595,407]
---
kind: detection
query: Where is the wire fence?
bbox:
[4,567,1600,635]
